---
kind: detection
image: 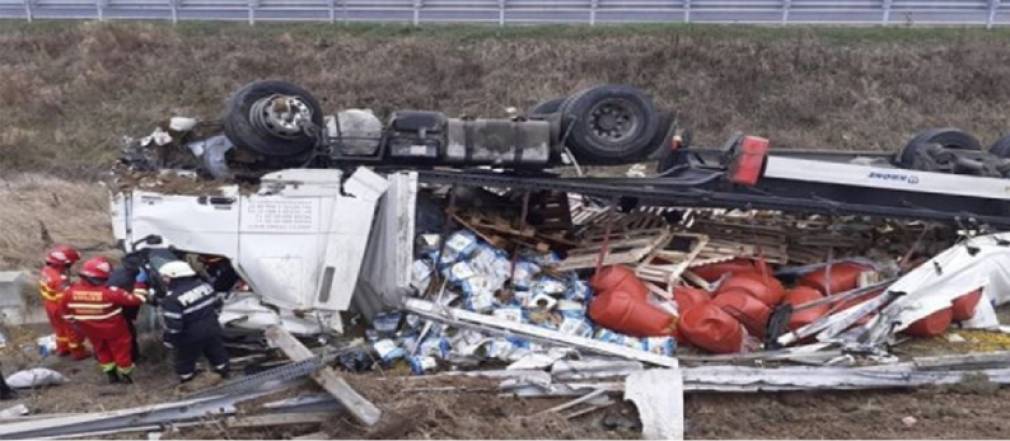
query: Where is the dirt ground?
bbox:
[5,318,1010,439]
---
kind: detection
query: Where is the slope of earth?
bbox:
[3,22,1010,176]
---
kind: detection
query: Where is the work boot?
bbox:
[174,372,223,395]
[119,373,133,385]
[106,370,121,384]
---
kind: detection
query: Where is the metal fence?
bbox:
[1,0,1008,27]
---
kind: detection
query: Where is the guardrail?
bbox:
[0,0,1007,27]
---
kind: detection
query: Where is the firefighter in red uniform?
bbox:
[61,257,146,384]
[39,245,90,360]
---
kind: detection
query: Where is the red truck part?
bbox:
[728,136,769,186]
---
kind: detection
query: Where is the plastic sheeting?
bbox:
[856,233,1010,348]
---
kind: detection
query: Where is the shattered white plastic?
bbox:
[111,167,391,334]
[865,233,1010,339]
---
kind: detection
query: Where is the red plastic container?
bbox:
[589,289,677,337]
[690,258,773,283]
[718,272,785,307]
[784,286,829,331]
[904,307,954,337]
[799,262,870,295]
[590,266,648,300]
[952,288,984,321]
[674,285,711,313]
[712,288,772,338]
[679,303,745,354]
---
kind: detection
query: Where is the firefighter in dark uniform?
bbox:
[106,255,147,361]
[157,261,230,383]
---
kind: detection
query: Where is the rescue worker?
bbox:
[38,245,90,360]
[61,256,146,384]
[107,258,148,361]
[158,261,230,384]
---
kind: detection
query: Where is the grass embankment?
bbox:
[2,21,1010,177]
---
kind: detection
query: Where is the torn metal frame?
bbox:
[402,297,680,368]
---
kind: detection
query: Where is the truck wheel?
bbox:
[896,128,981,170]
[560,84,660,165]
[528,97,565,116]
[990,134,1010,158]
[224,80,323,159]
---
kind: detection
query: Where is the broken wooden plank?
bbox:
[292,431,329,440]
[265,326,382,426]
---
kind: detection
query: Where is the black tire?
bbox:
[224,80,323,159]
[560,84,660,165]
[528,97,565,116]
[990,134,1010,158]
[896,128,981,169]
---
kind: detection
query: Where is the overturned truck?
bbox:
[113,80,1010,343]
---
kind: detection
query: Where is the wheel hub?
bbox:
[589,99,639,144]
[250,94,313,139]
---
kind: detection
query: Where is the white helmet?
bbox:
[159,261,197,279]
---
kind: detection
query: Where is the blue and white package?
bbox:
[408,355,438,375]
[444,230,479,261]
[373,338,407,364]
[447,261,477,283]
[372,312,402,336]
[594,328,625,345]
[411,259,433,291]
[512,290,533,308]
[533,276,568,297]
[466,291,495,313]
[556,299,585,317]
[492,306,524,323]
[418,335,451,359]
[530,293,558,310]
[559,316,594,338]
[565,277,592,301]
[511,261,541,290]
[641,336,677,356]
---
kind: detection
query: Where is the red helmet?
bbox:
[79,256,112,280]
[45,245,81,267]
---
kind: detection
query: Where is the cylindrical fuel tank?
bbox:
[446,118,551,166]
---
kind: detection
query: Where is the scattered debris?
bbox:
[5,368,66,389]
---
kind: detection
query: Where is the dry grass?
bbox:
[0,173,113,271]
[3,22,1010,177]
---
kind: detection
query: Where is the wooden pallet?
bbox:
[635,232,710,285]
[553,228,673,272]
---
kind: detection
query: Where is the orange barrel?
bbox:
[952,288,984,321]
[588,289,677,337]
[784,286,829,331]
[799,262,870,295]
[690,258,773,283]
[718,272,785,307]
[673,285,711,313]
[679,303,745,354]
[711,288,772,338]
[904,307,953,337]
[590,265,648,300]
